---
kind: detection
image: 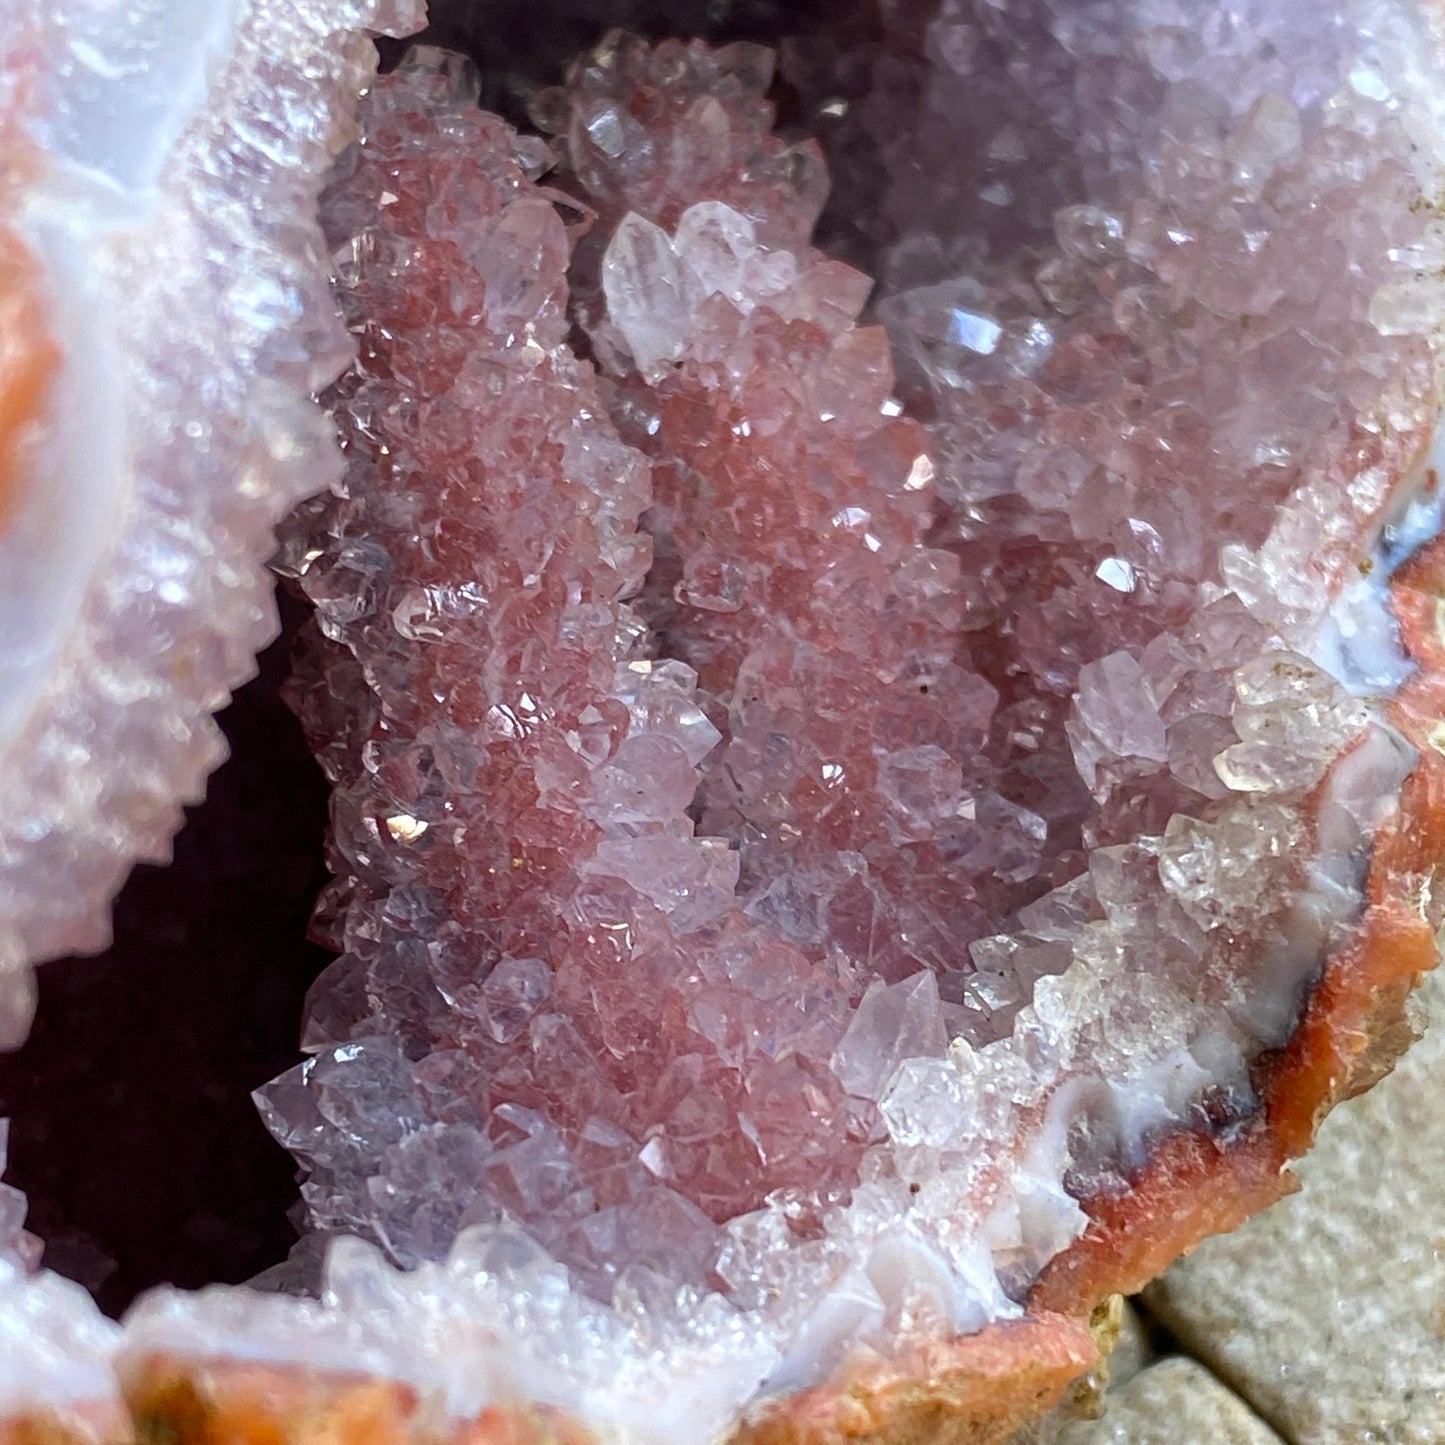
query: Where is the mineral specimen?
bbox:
[259,48,871,1266]
[0,0,423,1044]
[243,7,1442,1436]
[2,2,1445,1445]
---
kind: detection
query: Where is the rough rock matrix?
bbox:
[1,2,1445,1445]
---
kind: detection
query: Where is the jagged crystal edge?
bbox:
[0,1122,121,1413]
[231,8,1445,1444]
[0,0,425,1042]
[5,5,1445,1445]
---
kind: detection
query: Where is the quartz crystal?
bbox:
[0,0,422,1043]
[263,49,871,1283]
[3,2,1445,1444]
[249,4,1445,1435]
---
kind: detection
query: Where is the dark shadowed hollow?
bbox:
[0,0,844,1318]
[0,593,334,1315]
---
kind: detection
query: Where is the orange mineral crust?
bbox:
[13,1317,1094,1445]
[0,230,55,526]
[1031,534,1445,1319]
[730,1315,1098,1445]
[1031,765,1445,1316]
[122,1356,425,1445]
[0,1408,132,1445]
[119,1356,596,1445]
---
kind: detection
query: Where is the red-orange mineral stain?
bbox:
[0,226,56,527]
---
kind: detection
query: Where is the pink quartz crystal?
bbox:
[257,7,1445,1364]
[213,6,1445,1440]
[263,53,872,1290]
[549,39,1057,1030]
[542,31,1418,1077]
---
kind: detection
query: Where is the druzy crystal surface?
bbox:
[0,0,421,1042]
[0,0,1429,1439]
[246,3,1445,1431]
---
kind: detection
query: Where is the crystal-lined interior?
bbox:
[1,2,1441,1442]
[261,0,1441,1345]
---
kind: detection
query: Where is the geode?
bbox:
[1,2,1445,1444]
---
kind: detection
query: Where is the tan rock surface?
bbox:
[1146,965,1445,1444]
[1105,1304,1151,1391]
[1006,1302,1154,1444]
[1050,1358,1284,1445]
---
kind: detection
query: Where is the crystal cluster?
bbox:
[264,52,872,1291]
[549,42,1041,1017]
[0,0,1436,1441]
[555,2,1439,1181]
[254,8,1445,1429]
[536,35,1400,1060]
[791,0,1444,677]
[0,0,422,1043]
[0,1125,121,1419]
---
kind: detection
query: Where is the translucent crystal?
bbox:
[0,0,423,1031]
[236,8,1445,1442]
